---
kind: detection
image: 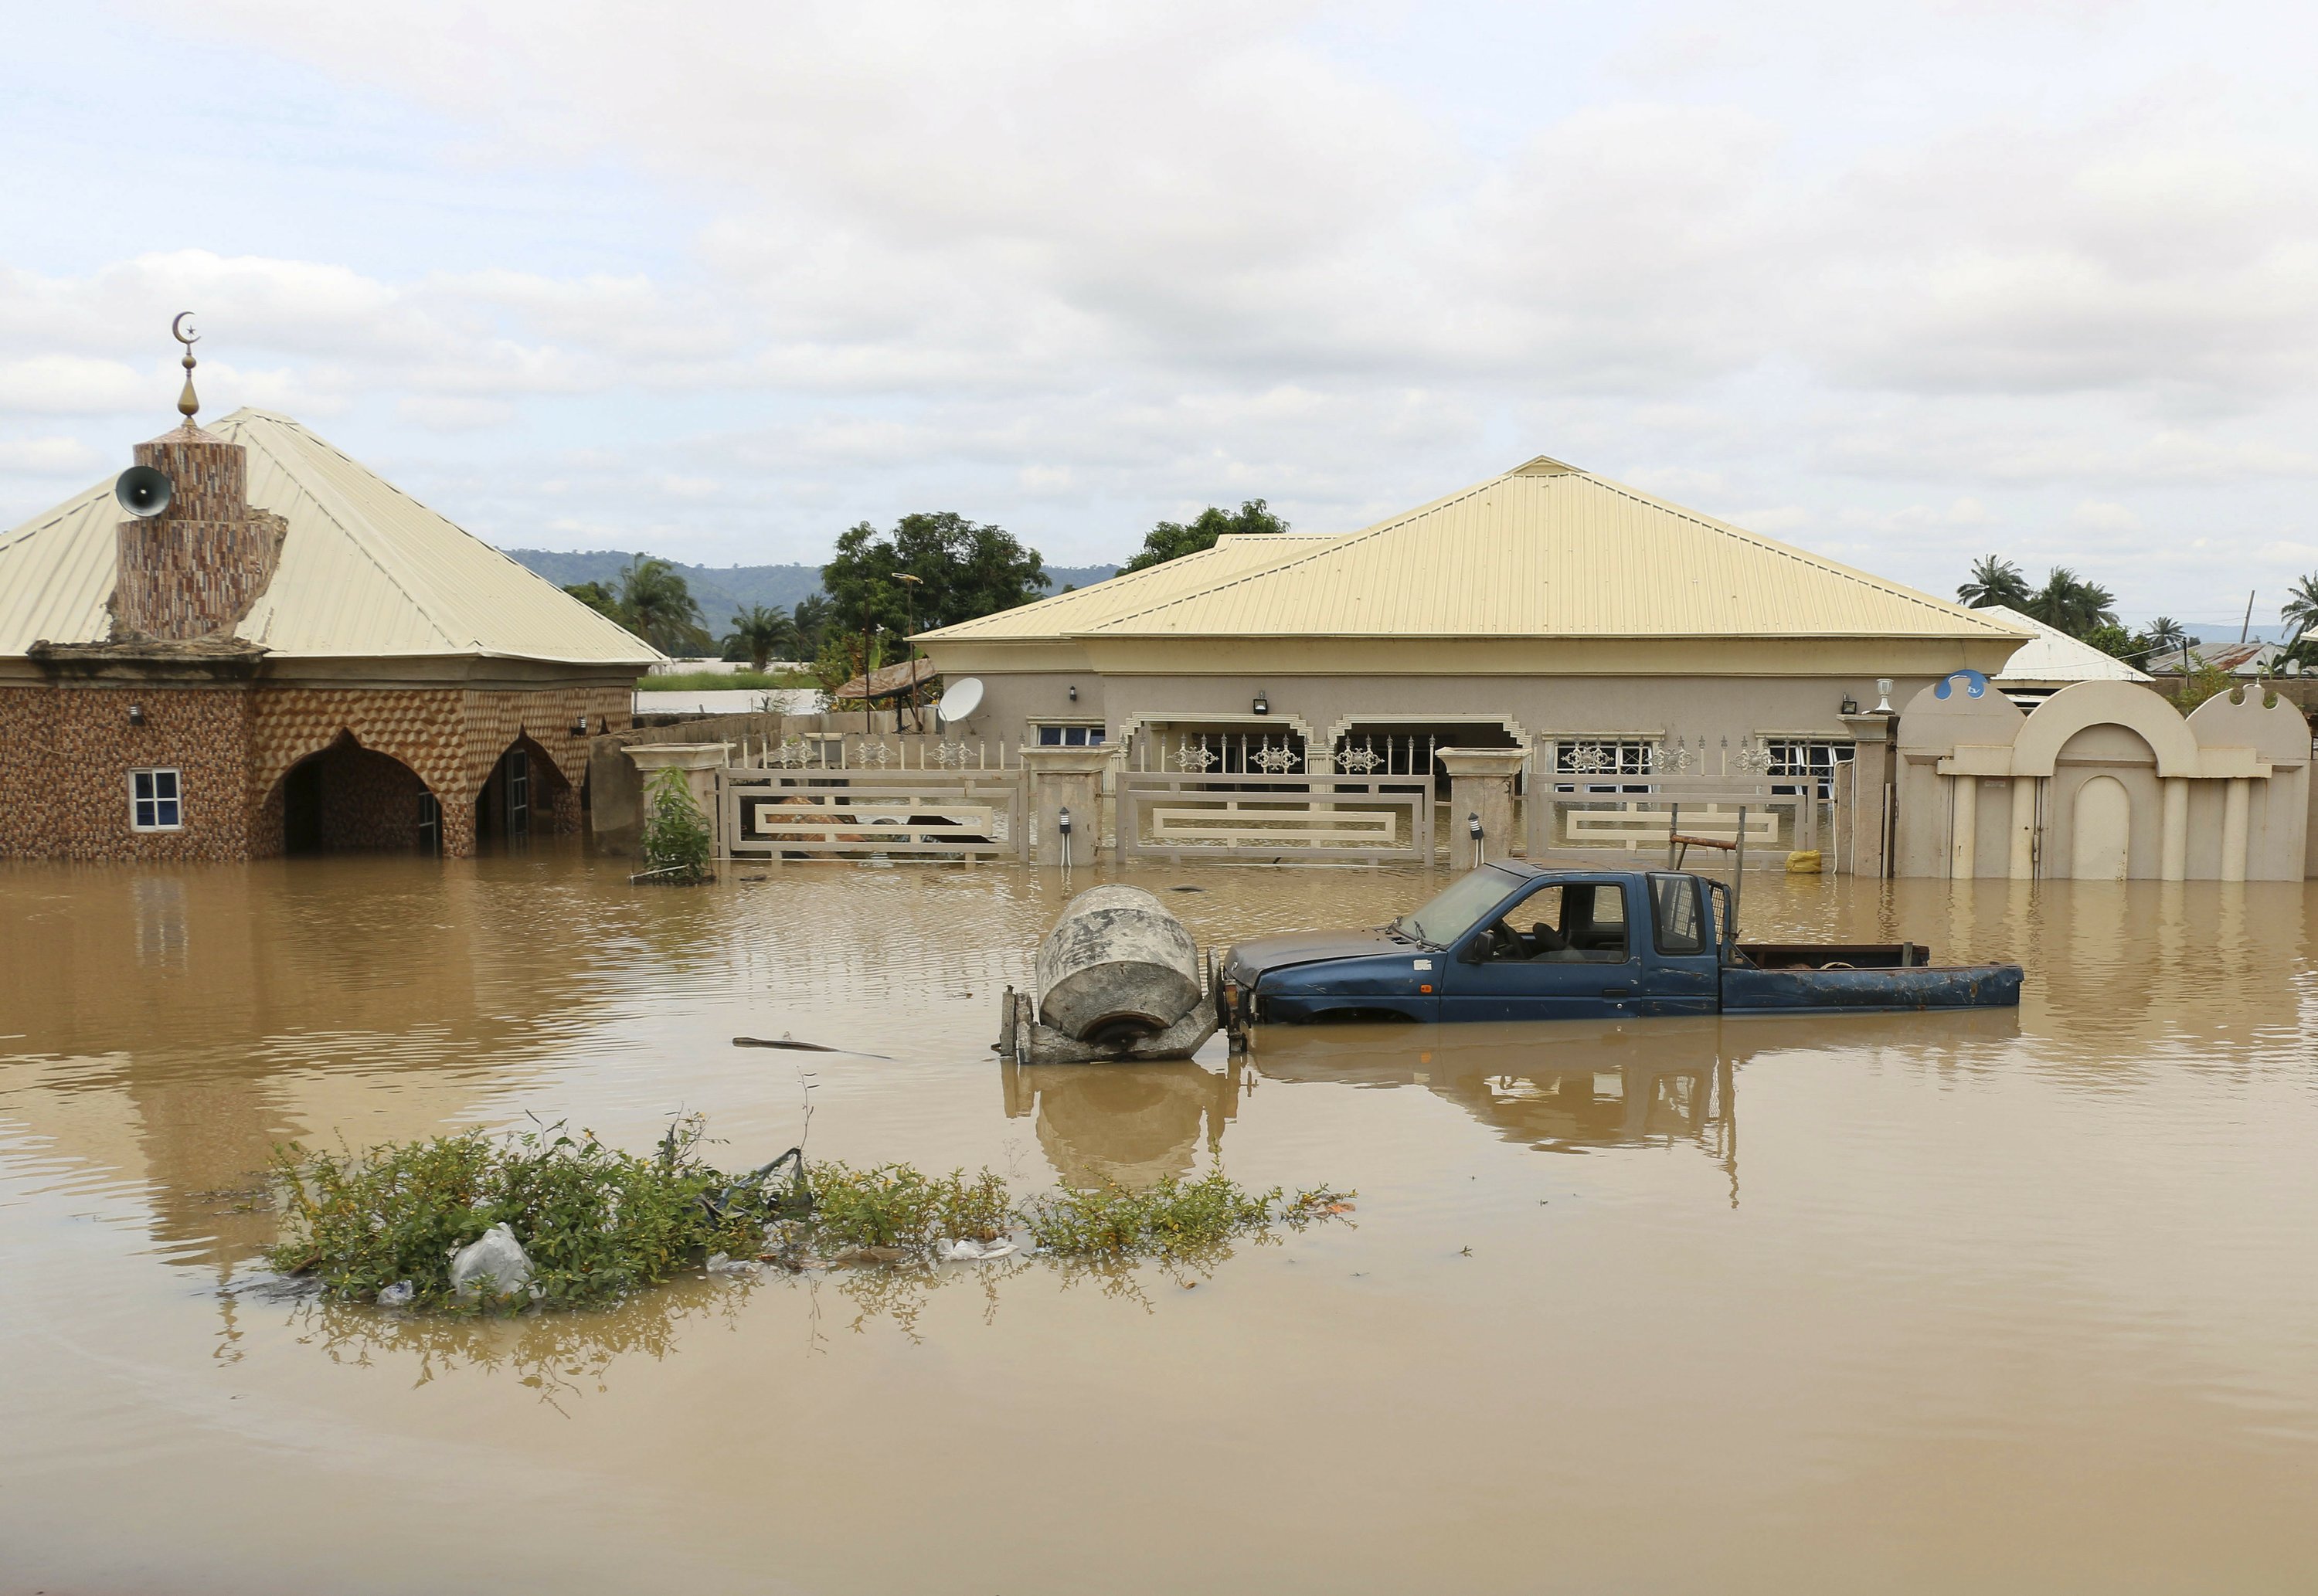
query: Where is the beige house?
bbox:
[918,453,2025,790]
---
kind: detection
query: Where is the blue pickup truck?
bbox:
[1218,863,2022,1033]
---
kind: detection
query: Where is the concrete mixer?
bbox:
[996,885,1220,1065]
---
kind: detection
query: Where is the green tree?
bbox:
[1956,555,2032,610]
[821,513,1047,658]
[790,593,833,658]
[724,603,795,671]
[2281,572,2318,666]
[2024,567,2119,639]
[2145,616,2187,654]
[617,556,712,656]
[1122,499,1290,573]
[563,580,624,622]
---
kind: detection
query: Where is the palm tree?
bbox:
[726,603,795,672]
[790,592,833,658]
[1957,555,2032,610]
[2026,567,2119,639]
[617,556,712,655]
[2282,572,2318,647]
[2146,616,2187,652]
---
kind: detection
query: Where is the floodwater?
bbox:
[2,848,2314,1594]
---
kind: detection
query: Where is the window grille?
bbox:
[130,768,183,831]
[1763,739,1854,799]
[1552,738,1660,793]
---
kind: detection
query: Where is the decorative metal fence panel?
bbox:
[719,771,1024,861]
[1530,777,1815,865]
[1118,772,1433,863]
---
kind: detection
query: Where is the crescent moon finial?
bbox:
[172,312,201,423]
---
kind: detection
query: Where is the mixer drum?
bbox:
[1034,885,1203,1045]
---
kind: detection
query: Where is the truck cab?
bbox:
[1222,865,1726,1027]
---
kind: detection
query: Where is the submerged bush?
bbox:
[639,766,713,883]
[267,1119,777,1311]
[804,1162,1011,1255]
[269,1117,1347,1313]
[1018,1172,1348,1258]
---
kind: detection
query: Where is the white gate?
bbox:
[1118,772,1434,863]
[720,770,1025,861]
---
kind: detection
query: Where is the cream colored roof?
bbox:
[924,456,2024,644]
[1980,606,2152,684]
[0,409,663,664]
[919,531,1344,640]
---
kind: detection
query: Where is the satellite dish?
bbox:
[937,677,984,725]
[114,465,174,519]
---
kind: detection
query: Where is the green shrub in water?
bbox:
[1018,1172,1343,1258]
[267,1119,774,1311]
[639,766,713,883]
[270,1116,1348,1312]
[804,1162,1011,1254]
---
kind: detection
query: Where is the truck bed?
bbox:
[1721,960,2022,1013]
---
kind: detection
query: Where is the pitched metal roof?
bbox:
[0,409,663,665]
[915,532,1344,642]
[924,459,2022,644]
[1979,606,2153,684]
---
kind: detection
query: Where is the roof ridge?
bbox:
[228,416,464,652]
[1568,469,2017,633]
[1083,473,1511,633]
[920,535,1310,639]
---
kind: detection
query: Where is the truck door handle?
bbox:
[1603,987,1633,997]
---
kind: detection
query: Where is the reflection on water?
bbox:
[3,853,2316,1595]
[1001,1057,1239,1190]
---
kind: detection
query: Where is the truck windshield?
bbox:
[1393,868,1519,948]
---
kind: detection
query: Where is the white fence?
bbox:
[1118,772,1435,863]
[1529,779,1823,867]
[720,770,1024,861]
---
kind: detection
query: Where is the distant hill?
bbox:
[504,549,1119,626]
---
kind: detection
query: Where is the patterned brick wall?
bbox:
[2,679,631,861]
[0,683,257,861]
[114,427,286,640]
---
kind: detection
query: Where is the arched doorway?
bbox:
[473,735,578,845]
[2071,776,2131,880]
[273,734,442,856]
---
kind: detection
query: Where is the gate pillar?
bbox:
[627,742,732,856]
[1022,745,1112,866]
[1438,747,1526,868]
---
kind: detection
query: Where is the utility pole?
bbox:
[2240,589,2256,646]
[898,572,924,732]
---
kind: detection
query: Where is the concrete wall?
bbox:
[939,669,1935,762]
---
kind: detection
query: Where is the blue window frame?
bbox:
[130,768,183,831]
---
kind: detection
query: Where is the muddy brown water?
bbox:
[2,848,2314,1593]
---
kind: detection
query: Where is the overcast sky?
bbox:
[5,0,2318,627]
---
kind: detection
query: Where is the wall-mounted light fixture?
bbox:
[127,702,146,727]
[1467,810,1483,867]
[571,715,590,737]
[1252,689,1269,716]
[1056,805,1073,867]
[1067,684,1078,702]
[1840,694,1859,716]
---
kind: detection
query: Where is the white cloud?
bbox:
[0,0,2310,605]
[0,436,102,472]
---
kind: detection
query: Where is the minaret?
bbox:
[113,314,284,640]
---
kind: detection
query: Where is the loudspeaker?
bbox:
[115,465,175,519]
